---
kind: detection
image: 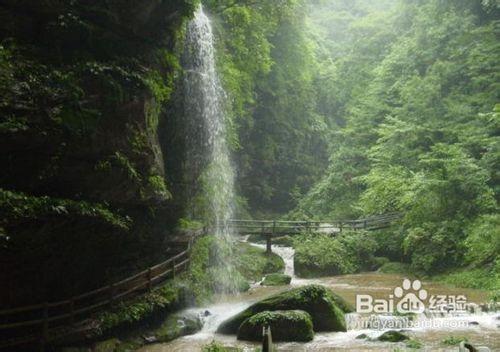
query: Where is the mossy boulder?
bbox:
[261,273,291,286]
[217,285,349,334]
[237,310,314,342]
[153,311,203,342]
[377,330,409,342]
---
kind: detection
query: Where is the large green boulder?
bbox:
[217,285,350,334]
[260,273,291,286]
[237,310,314,342]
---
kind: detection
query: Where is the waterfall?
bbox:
[183,5,235,239]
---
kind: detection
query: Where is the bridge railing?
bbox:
[226,213,401,235]
[0,231,203,349]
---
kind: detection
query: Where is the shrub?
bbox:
[293,231,377,277]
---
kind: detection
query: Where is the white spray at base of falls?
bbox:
[183,5,235,240]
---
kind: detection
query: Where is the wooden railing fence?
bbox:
[0,231,202,350]
[226,213,400,235]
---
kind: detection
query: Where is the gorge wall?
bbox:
[0,0,196,306]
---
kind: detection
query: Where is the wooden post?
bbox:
[266,234,272,254]
[262,325,273,352]
[147,268,153,292]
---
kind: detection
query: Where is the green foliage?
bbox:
[464,214,500,266]
[292,0,500,277]
[260,273,291,286]
[0,188,131,235]
[186,236,256,304]
[206,0,330,214]
[293,231,377,277]
[202,341,242,352]
[233,242,285,281]
[434,262,500,291]
[177,218,204,230]
[97,280,183,332]
[147,175,172,200]
[441,336,468,346]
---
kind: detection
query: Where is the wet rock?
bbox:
[153,311,203,343]
[459,341,491,352]
[260,273,292,286]
[217,285,349,334]
[356,333,368,339]
[468,321,480,326]
[142,335,158,344]
[377,330,409,342]
[237,310,314,342]
[203,310,211,317]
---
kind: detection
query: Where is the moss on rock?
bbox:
[237,310,314,342]
[217,285,348,334]
[153,311,203,342]
[260,273,291,286]
[377,330,409,342]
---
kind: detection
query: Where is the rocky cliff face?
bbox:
[0,0,196,306]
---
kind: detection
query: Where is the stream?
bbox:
[139,243,499,351]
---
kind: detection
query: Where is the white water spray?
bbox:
[183,5,235,239]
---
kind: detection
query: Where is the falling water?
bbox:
[183,5,235,239]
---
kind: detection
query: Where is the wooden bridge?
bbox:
[224,213,401,253]
[0,213,399,350]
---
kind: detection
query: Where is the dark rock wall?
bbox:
[0,0,197,306]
